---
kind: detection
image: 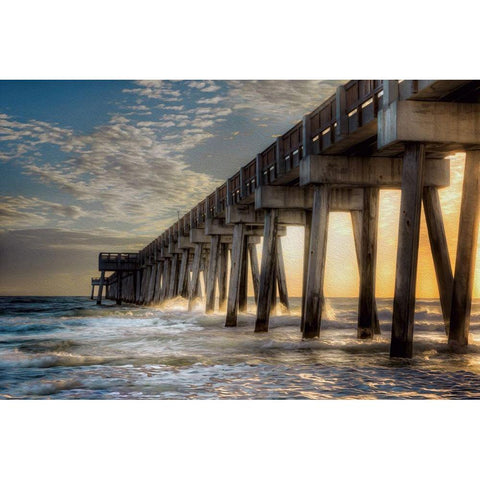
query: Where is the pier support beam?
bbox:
[449,150,480,350]
[205,235,220,313]
[177,250,190,298]
[96,271,105,305]
[356,188,380,338]
[255,209,278,332]
[301,211,312,331]
[248,243,260,304]
[303,186,330,339]
[238,238,249,312]
[390,143,425,358]
[225,224,246,326]
[169,254,179,299]
[218,243,228,310]
[276,237,289,311]
[188,243,203,311]
[423,187,453,335]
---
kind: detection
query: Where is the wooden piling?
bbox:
[217,243,228,310]
[423,186,453,335]
[177,250,190,298]
[238,238,249,312]
[248,243,260,304]
[449,150,480,350]
[255,209,278,332]
[205,235,220,313]
[276,237,289,311]
[96,271,105,305]
[390,143,426,358]
[303,186,330,339]
[225,223,246,327]
[301,210,312,331]
[351,210,380,334]
[357,188,379,338]
[188,243,203,311]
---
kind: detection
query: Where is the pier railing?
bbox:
[99,253,139,271]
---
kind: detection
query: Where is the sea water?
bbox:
[0,296,479,399]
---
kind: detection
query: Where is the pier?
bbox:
[92,80,480,358]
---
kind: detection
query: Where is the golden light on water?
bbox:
[280,153,480,298]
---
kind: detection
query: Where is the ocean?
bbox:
[1,296,479,399]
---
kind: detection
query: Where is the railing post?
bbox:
[302,115,312,158]
[383,80,399,106]
[256,154,263,187]
[239,166,246,199]
[335,85,348,138]
[276,137,285,175]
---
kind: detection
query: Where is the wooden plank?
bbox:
[255,209,278,332]
[390,143,426,358]
[303,186,330,338]
[169,254,179,298]
[422,187,453,335]
[177,251,189,298]
[449,150,480,349]
[225,224,245,326]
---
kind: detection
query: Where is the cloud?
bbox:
[0,195,88,228]
[227,80,344,118]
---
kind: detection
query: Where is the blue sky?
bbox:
[0,80,342,294]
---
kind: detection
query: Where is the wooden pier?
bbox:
[93,80,480,358]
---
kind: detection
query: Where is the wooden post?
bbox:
[390,143,426,358]
[238,238,249,312]
[270,251,277,315]
[276,237,289,311]
[356,188,380,338]
[254,209,278,332]
[135,270,142,304]
[205,235,220,313]
[178,250,189,298]
[225,223,246,327]
[169,253,179,298]
[147,264,157,304]
[161,260,171,303]
[217,243,228,310]
[153,261,163,303]
[301,210,312,331]
[188,243,203,311]
[96,271,105,305]
[423,186,453,335]
[90,285,95,300]
[449,150,480,350]
[117,272,122,305]
[248,243,260,304]
[351,210,380,335]
[303,186,330,339]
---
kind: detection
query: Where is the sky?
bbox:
[0,80,478,297]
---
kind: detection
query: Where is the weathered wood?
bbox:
[351,210,380,335]
[422,186,453,335]
[449,150,480,349]
[357,188,380,338]
[303,186,330,339]
[255,209,278,332]
[217,243,228,310]
[169,254,179,298]
[188,243,203,311]
[116,272,123,305]
[248,243,260,304]
[238,238,249,312]
[390,143,426,358]
[96,271,105,305]
[205,235,220,313]
[177,250,189,298]
[90,285,94,300]
[269,252,277,316]
[153,261,163,303]
[276,237,289,311]
[301,210,312,331]
[161,260,171,303]
[225,223,246,326]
